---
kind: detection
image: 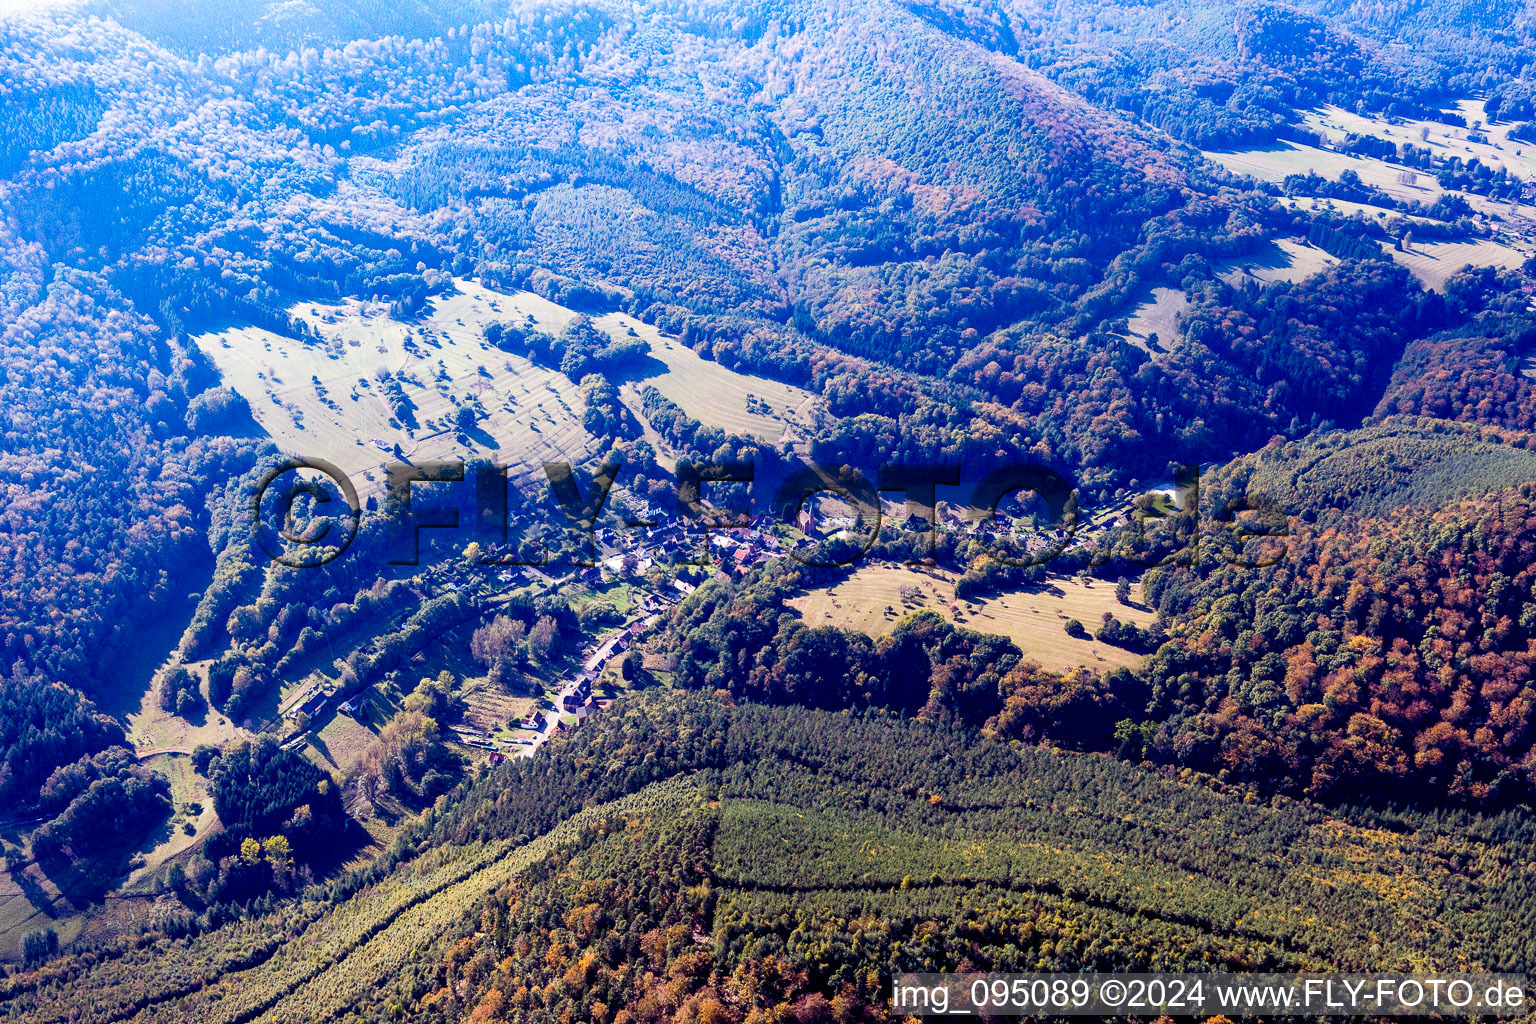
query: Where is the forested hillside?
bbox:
[643,469,1536,810]
[2,695,1533,1024]
[1130,482,1536,804]
[0,0,1351,842]
[5,0,1536,998]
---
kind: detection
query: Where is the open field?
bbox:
[126,661,245,755]
[1280,196,1436,225]
[122,754,220,890]
[1205,105,1536,291]
[0,659,230,959]
[1121,240,1341,343]
[306,711,383,777]
[197,279,601,496]
[0,749,221,957]
[1203,140,1446,205]
[1217,237,1338,287]
[1303,102,1536,183]
[1206,108,1536,239]
[1379,236,1528,291]
[1119,285,1186,350]
[608,318,818,443]
[1203,134,1524,230]
[197,279,822,495]
[787,564,1155,672]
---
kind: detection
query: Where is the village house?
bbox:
[295,687,330,720]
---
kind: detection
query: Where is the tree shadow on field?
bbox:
[306,732,338,769]
[13,867,59,918]
[310,817,375,874]
[32,851,112,911]
[456,423,501,450]
[607,352,671,386]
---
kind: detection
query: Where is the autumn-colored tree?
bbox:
[239,837,262,865]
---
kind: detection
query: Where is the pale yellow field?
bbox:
[1280,196,1436,225]
[1205,115,1532,233]
[1217,237,1338,287]
[1299,102,1536,237]
[1379,237,1528,291]
[1120,286,1187,351]
[787,564,1156,672]
[611,320,818,443]
[1303,102,1536,184]
[196,279,601,496]
[1203,140,1445,205]
[197,279,822,493]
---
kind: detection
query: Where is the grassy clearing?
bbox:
[1303,102,1536,183]
[615,332,816,441]
[1119,285,1186,351]
[1217,237,1338,287]
[1204,118,1527,231]
[1379,236,1529,291]
[1202,141,1443,204]
[1280,196,1437,225]
[1206,223,1523,295]
[0,665,230,957]
[607,317,818,442]
[196,278,601,495]
[306,712,383,777]
[1202,135,1519,229]
[126,661,245,755]
[0,868,72,962]
[197,279,821,495]
[0,751,219,955]
[1204,107,1536,284]
[786,564,1155,672]
[122,754,220,890]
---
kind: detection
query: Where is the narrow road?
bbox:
[135,746,196,759]
[519,675,584,757]
[516,614,657,757]
[0,816,48,833]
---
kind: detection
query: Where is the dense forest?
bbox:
[1,695,1533,1024]
[650,472,1536,810]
